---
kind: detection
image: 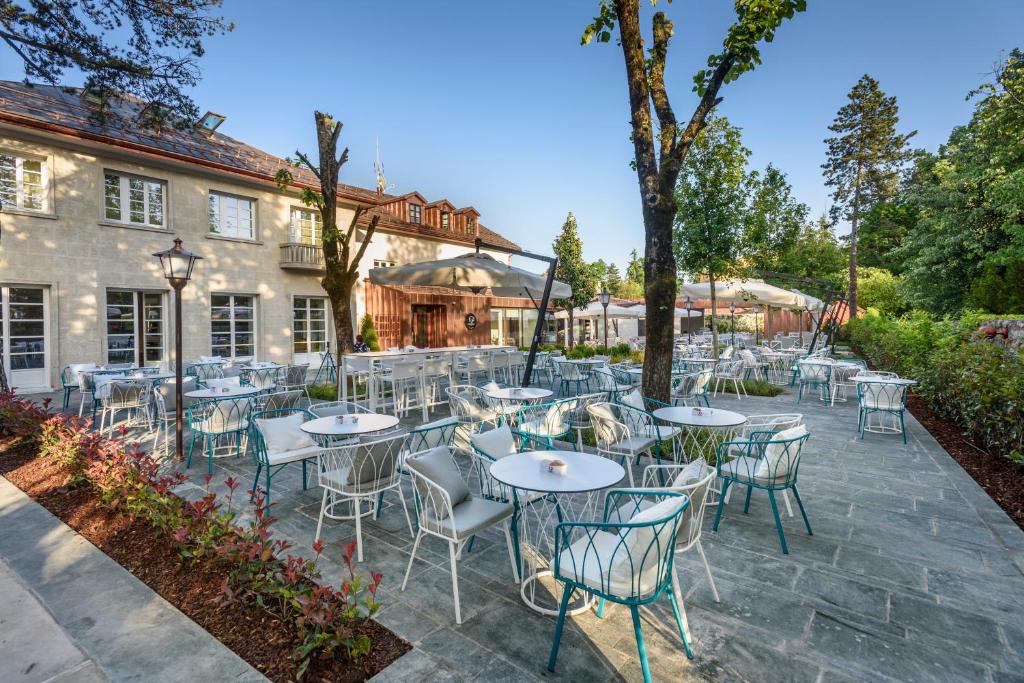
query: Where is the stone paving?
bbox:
[35,383,1024,682]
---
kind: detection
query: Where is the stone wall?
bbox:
[977,319,1024,350]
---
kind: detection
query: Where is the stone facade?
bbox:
[0,125,510,392]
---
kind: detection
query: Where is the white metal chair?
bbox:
[587,402,659,486]
[713,360,747,398]
[152,377,197,457]
[315,433,408,561]
[402,445,520,624]
[279,364,310,396]
[308,400,372,418]
[244,367,279,393]
[640,462,721,603]
[380,360,427,419]
[98,380,152,436]
[446,385,500,436]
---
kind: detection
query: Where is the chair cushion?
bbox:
[422,496,513,537]
[620,390,646,411]
[755,424,806,480]
[671,458,707,488]
[407,446,471,520]
[608,435,656,455]
[256,412,316,454]
[471,425,517,460]
[321,439,400,492]
[265,443,321,466]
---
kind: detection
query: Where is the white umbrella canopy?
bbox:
[678,278,806,307]
[791,288,826,312]
[555,302,645,319]
[368,252,571,299]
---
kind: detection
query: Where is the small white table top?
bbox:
[485,387,553,401]
[566,359,605,365]
[300,413,401,437]
[243,362,282,369]
[489,450,625,495]
[652,405,747,428]
[185,386,261,399]
[129,372,176,380]
[854,375,917,385]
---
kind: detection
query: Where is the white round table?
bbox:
[490,450,625,616]
[185,386,261,400]
[853,375,916,385]
[653,406,746,500]
[300,413,400,438]
[485,387,553,402]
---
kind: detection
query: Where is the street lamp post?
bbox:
[153,239,201,461]
[684,296,693,344]
[804,305,812,350]
[753,304,762,346]
[599,286,611,349]
[728,301,737,347]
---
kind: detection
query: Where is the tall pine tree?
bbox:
[822,75,915,314]
[552,211,597,347]
[605,263,623,295]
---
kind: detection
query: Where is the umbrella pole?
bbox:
[523,260,556,388]
[808,289,834,352]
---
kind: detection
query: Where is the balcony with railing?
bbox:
[279,242,324,271]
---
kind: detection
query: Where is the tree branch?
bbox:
[350,213,380,274]
[663,52,734,180]
[295,151,321,181]
[343,205,365,247]
[649,12,676,162]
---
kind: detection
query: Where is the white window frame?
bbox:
[208,190,256,240]
[0,152,48,212]
[372,259,396,269]
[289,206,322,244]
[103,170,167,228]
[292,296,329,357]
[210,293,257,359]
[103,289,167,366]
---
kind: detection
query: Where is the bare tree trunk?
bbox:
[848,179,861,316]
[567,309,575,348]
[641,206,678,400]
[709,271,719,359]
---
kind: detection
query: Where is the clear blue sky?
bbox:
[5,1,1023,270]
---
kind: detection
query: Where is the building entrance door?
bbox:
[411,305,447,348]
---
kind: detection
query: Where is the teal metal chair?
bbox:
[857,380,909,444]
[712,427,812,554]
[548,489,692,683]
[59,366,79,410]
[796,361,832,402]
[186,397,253,475]
[670,370,712,407]
[248,407,322,505]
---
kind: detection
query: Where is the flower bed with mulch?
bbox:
[0,393,410,682]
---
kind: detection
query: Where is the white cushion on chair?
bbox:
[422,496,513,537]
[608,435,656,455]
[266,444,321,466]
[406,446,471,519]
[620,390,645,411]
[671,458,708,488]
[755,424,806,479]
[471,426,517,460]
[256,412,316,454]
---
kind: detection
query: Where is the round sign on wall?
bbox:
[464,313,478,330]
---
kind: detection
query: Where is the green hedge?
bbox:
[845,311,1024,464]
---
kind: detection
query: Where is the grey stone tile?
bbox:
[833,546,927,591]
[794,568,890,621]
[418,627,496,678]
[890,592,1003,657]
[806,612,989,683]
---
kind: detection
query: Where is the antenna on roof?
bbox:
[374,137,394,196]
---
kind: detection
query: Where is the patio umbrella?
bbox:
[369,252,571,300]
[678,278,807,307]
[554,302,645,319]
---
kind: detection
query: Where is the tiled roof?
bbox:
[0,80,519,251]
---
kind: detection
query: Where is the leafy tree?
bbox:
[625,249,645,286]
[822,74,916,314]
[777,215,848,281]
[616,279,644,299]
[552,211,597,347]
[0,0,232,126]
[583,0,805,401]
[276,112,381,366]
[359,314,381,352]
[743,164,808,272]
[673,116,752,356]
[605,262,623,295]
[856,199,917,274]
[589,259,609,286]
[854,267,906,317]
[897,49,1024,314]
